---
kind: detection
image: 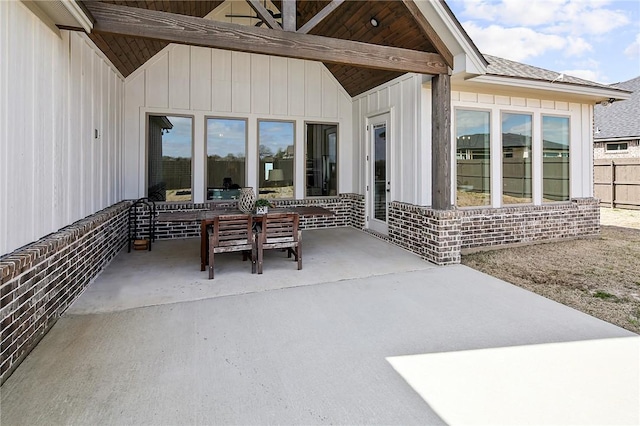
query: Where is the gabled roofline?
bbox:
[410,1,488,76]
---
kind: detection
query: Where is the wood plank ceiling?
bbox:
[86,0,440,96]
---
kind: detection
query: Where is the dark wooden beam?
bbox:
[402,0,454,69]
[85,2,448,75]
[297,0,345,34]
[282,0,296,31]
[431,73,452,210]
[246,0,281,29]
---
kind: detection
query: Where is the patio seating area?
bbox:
[1,227,638,425]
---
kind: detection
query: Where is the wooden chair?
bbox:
[208,214,255,279]
[256,212,302,274]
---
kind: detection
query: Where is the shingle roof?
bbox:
[594,76,640,140]
[483,54,618,91]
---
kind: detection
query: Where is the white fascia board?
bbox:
[411,1,487,76]
[594,136,640,143]
[467,74,631,102]
[61,0,93,32]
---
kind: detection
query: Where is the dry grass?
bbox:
[462,208,640,334]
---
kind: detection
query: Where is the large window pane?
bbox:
[147,115,192,202]
[542,116,570,202]
[502,113,532,204]
[206,118,246,200]
[456,109,491,207]
[258,121,295,199]
[305,123,338,197]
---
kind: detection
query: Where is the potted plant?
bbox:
[254,199,273,214]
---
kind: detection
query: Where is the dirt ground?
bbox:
[462,208,640,334]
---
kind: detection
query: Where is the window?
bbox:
[305,123,338,197]
[456,109,491,207]
[147,115,193,202]
[206,118,247,200]
[542,116,570,202]
[502,113,532,204]
[258,120,295,199]
[606,142,628,151]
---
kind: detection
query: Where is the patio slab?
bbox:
[68,228,437,314]
[1,229,638,425]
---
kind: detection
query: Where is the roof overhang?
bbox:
[455,74,632,104]
[594,136,639,143]
[24,0,93,32]
[410,0,488,77]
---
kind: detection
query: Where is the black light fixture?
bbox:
[370,17,379,27]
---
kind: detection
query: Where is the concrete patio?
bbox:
[1,228,638,425]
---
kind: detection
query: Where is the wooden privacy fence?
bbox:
[594,159,640,210]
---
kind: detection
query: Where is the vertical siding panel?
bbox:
[83,41,93,215]
[190,46,212,111]
[145,51,169,108]
[124,73,145,199]
[287,59,305,116]
[68,33,82,221]
[169,45,190,109]
[22,11,35,245]
[367,92,378,113]
[212,49,232,112]
[401,77,416,203]
[231,51,250,113]
[305,62,321,117]
[0,0,9,254]
[101,59,109,208]
[251,54,270,114]
[41,25,55,233]
[321,70,338,118]
[339,93,353,193]
[53,31,68,232]
[270,56,288,115]
[379,86,390,109]
[2,9,124,255]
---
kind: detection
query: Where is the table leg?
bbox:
[200,221,207,271]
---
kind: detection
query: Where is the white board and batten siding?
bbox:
[352,74,429,206]
[451,90,594,206]
[124,44,353,202]
[0,1,124,257]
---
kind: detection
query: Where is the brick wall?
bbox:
[0,202,130,385]
[389,198,600,265]
[459,198,600,251]
[147,194,366,240]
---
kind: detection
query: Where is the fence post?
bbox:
[610,160,615,209]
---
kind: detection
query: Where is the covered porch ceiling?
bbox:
[82,0,453,96]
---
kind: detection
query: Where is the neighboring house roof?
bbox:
[483,54,617,91]
[594,76,640,140]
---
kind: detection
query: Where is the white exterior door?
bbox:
[367,113,390,234]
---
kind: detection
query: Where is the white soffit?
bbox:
[27,0,93,32]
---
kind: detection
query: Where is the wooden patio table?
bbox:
[156,206,334,271]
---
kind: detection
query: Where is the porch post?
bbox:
[431,73,452,210]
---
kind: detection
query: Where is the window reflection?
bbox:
[306,123,338,197]
[456,109,491,207]
[206,118,246,200]
[502,113,532,204]
[542,116,570,202]
[258,121,295,199]
[147,115,192,202]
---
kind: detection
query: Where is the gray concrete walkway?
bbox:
[1,228,638,425]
